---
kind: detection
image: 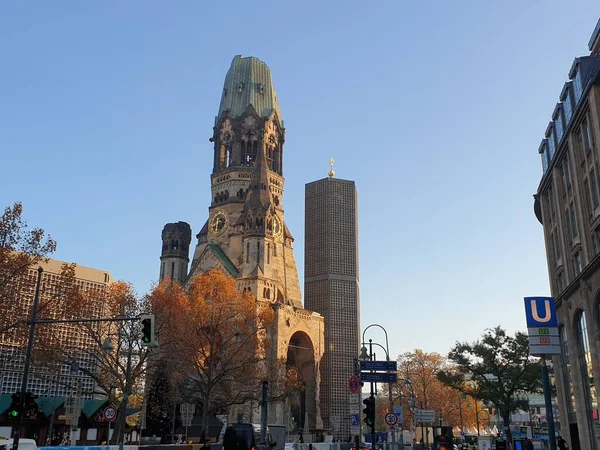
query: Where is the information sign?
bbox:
[360,372,397,383]
[360,361,398,372]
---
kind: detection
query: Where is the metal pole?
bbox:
[261,381,269,445]
[171,401,176,444]
[12,267,43,450]
[541,358,557,450]
[458,395,464,438]
[118,334,133,450]
[369,340,375,444]
[476,398,480,437]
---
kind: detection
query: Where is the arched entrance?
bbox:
[286,331,317,434]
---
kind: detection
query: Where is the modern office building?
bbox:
[533,18,600,450]
[305,169,360,439]
[0,257,113,400]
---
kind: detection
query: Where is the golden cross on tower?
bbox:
[328,157,335,178]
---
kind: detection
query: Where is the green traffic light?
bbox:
[10,410,18,417]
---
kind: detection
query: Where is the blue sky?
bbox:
[1,2,599,360]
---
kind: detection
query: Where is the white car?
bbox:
[0,438,38,450]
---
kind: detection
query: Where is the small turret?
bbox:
[160,222,192,283]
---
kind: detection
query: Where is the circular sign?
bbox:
[348,374,360,394]
[104,406,117,421]
[385,413,398,426]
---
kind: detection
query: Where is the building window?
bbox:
[563,90,573,123]
[542,148,549,173]
[577,310,599,445]
[548,131,556,160]
[246,242,250,263]
[573,251,582,275]
[591,168,600,209]
[573,69,583,101]
[569,202,578,239]
[557,271,565,292]
[585,179,593,217]
[583,118,593,152]
[267,243,270,264]
[555,111,564,143]
[553,231,561,262]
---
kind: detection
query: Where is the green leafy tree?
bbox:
[437,326,542,443]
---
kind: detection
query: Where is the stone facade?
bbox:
[305,177,360,440]
[534,22,600,450]
[160,55,325,430]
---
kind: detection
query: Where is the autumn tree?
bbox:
[0,202,57,333]
[437,326,542,443]
[378,350,483,442]
[170,270,275,437]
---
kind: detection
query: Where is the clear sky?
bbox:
[2,2,599,360]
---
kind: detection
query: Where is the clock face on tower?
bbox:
[210,210,228,236]
[273,216,282,237]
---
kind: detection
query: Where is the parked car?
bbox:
[0,438,38,450]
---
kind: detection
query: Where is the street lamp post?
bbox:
[361,324,395,447]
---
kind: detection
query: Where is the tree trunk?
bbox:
[503,413,512,448]
[201,391,210,444]
[109,403,125,445]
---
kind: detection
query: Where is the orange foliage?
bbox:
[380,350,483,431]
[150,270,275,431]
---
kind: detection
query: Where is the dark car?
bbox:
[231,423,276,450]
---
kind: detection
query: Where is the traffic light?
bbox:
[24,392,38,413]
[8,393,20,418]
[140,313,157,347]
[362,396,375,427]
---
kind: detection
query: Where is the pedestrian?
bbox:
[223,427,238,450]
[525,438,534,450]
[557,436,569,450]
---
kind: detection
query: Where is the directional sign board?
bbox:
[351,414,360,426]
[393,406,404,423]
[360,372,397,383]
[524,297,561,356]
[360,361,398,372]
[415,409,436,423]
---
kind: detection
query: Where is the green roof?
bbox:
[0,395,11,415]
[217,55,282,124]
[82,399,108,418]
[208,244,239,277]
[35,397,64,417]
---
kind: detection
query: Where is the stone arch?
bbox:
[286,331,317,433]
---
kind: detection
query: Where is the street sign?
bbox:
[181,414,193,427]
[103,406,117,422]
[349,374,360,394]
[351,414,360,426]
[350,403,360,414]
[385,413,398,426]
[360,361,398,372]
[350,425,360,435]
[180,403,196,414]
[524,297,561,356]
[349,393,359,404]
[393,406,404,423]
[524,297,558,327]
[528,327,559,336]
[360,372,397,383]
[415,409,436,423]
[529,336,560,346]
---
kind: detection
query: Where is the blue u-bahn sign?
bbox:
[524,296,558,328]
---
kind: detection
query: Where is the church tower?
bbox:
[170,55,325,431]
[160,221,191,283]
[189,55,302,308]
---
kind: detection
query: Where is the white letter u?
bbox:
[532,300,552,323]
